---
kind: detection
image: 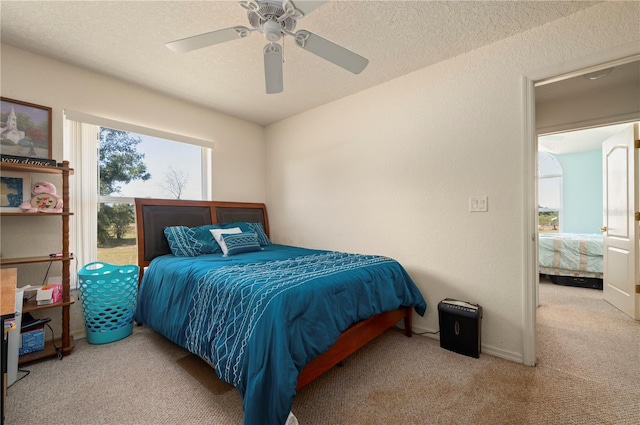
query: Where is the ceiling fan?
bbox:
[165,0,369,94]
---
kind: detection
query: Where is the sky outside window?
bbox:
[113,133,203,200]
[538,152,562,210]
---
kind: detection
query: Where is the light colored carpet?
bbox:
[176,354,235,395]
[6,281,640,424]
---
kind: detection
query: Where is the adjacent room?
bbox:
[537,122,634,291]
[1,1,639,424]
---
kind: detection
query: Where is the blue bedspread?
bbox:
[135,244,426,425]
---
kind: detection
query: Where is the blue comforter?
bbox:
[135,245,426,425]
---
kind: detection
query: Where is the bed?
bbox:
[133,198,427,425]
[538,233,603,289]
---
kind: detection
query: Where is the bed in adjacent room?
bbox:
[538,233,603,289]
[133,198,427,425]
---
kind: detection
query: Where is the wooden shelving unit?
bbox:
[0,160,75,363]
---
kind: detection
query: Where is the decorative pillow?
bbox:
[191,224,223,254]
[246,222,272,246]
[220,221,254,232]
[220,232,262,256]
[164,226,202,257]
[210,227,243,255]
[221,221,272,246]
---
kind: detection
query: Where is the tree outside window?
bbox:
[538,151,562,233]
[97,128,204,264]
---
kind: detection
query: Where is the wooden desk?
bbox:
[0,268,16,316]
[1,268,17,425]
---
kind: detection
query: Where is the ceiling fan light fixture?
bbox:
[262,19,283,42]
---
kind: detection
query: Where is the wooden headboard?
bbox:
[134,198,269,275]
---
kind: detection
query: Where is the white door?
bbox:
[602,123,639,320]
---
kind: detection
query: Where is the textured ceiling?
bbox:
[1,1,599,125]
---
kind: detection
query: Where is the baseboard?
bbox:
[71,329,87,341]
[402,324,526,364]
[481,345,524,364]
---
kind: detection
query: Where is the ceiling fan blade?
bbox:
[293,30,368,74]
[166,26,251,53]
[283,1,327,18]
[264,43,283,94]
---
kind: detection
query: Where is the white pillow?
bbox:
[210,227,242,256]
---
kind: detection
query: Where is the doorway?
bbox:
[522,50,640,366]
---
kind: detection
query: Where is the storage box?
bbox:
[42,283,63,303]
[19,327,45,355]
[438,298,483,358]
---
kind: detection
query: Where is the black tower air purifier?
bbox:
[438,298,483,358]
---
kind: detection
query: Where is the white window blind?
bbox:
[63,117,99,288]
[64,110,215,150]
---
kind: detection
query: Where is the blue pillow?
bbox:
[164,226,202,257]
[246,222,272,246]
[220,232,262,256]
[221,221,272,246]
[191,224,223,254]
[221,221,253,232]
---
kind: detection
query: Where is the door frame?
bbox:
[520,41,640,366]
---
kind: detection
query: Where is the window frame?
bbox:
[64,111,214,280]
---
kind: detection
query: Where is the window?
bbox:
[538,151,562,233]
[97,128,210,264]
[64,112,214,277]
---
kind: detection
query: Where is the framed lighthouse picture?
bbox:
[0,97,52,159]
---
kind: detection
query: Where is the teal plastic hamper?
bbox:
[78,262,139,344]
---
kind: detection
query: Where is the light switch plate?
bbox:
[469,196,488,212]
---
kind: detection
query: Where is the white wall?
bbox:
[1,44,265,336]
[265,2,640,362]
